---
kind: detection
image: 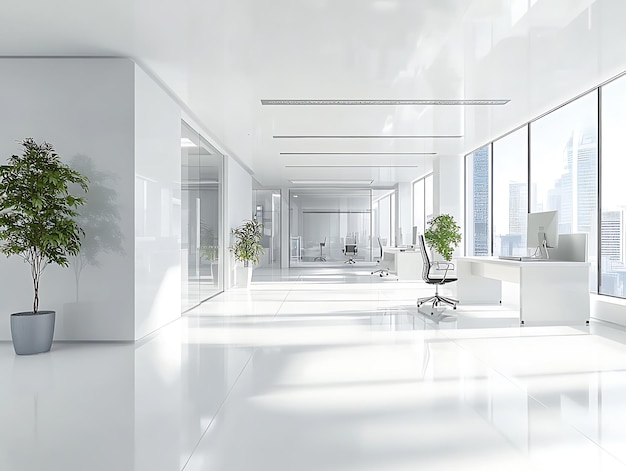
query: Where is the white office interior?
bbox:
[3,1,626,470]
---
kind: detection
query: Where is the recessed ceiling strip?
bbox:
[286,165,419,168]
[280,152,436,155]
[290,180,374,185]
[262,99,509,106]
[273,135,463,139]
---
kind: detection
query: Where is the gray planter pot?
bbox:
[10,311,55,355]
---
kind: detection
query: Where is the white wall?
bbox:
[225,157,253,287]
[0,58,136,341]
[0,58,185,341]
[433,155,464,258]
[134,65,182,340]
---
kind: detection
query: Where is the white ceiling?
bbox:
[1,0,625,187]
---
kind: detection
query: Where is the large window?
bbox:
[375,191,392,247]
[530,91,598,290]
[425,174,434,226]
[600,76,626,297]
[412,173,433,239]
[463,72,626,299]
[492,127,528,256]
[465,145,491,255]
[413,178,425,237]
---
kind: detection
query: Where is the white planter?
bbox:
[234,265,253,288]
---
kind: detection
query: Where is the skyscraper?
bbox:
[472,146,490,255]
[561,125,598,241]
[506,181,528,254]
[508,182,528,234]
[601,209,624,262]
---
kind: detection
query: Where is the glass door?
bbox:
[182,121,224,311]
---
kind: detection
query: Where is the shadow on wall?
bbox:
[68,155,125,302]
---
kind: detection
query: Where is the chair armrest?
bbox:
[433,261,455,270]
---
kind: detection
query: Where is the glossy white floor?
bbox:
[2,267,626,470]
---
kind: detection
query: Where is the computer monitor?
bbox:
[412,226,419,246]
[526,210,558,259]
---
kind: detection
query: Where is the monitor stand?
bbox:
[532,232,550,259]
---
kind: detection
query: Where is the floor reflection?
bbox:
[2,268,626,470]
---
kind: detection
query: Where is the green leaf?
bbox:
[0,139,90,308]
[424,214,462,262]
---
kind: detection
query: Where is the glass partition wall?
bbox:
[289,189,376,265]
[181,121,224,311]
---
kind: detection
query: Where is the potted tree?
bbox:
[0,138,89,354]
[424,214,462,262]
[230,219,264,288]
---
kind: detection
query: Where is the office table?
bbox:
[456,256,590,325]
[381,248,422,280]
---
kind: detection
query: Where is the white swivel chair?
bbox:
[371,237,389,276]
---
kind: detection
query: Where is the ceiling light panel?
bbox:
[262,99,509,106]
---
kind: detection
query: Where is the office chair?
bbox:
[343,237,358,264]
[314,237,327,261]
[371,237,389,276]
[416,234,458,315]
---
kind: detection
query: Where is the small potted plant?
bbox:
[424,214,461,262]
[0,138,89,354]
[230,219,264,288]
[200,224,219,280]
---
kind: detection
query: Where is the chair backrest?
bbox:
[321,237,326,247]
[417,234,431,282]
[377,237,383,257]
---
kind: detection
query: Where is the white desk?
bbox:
[456,256,590,325]
[381,248,422,280]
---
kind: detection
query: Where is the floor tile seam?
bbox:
[443,332,626,465]
[552,421,626,467]
[180,295,291,469]
[180,348,257,471]
[272,294,289,318]
[520,388,626,467]
[179,291,290,469]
